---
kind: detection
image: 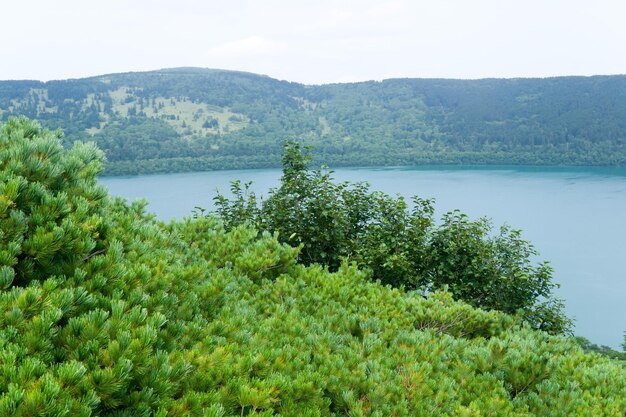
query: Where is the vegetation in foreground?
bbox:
[211,143,571,335]
[2,68,626,175]
[1,116,625,416]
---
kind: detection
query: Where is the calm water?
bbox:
[101,166,626,349]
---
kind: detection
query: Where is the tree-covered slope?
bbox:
[1,68,626,175]
[2,118,625,416]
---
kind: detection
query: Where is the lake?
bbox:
[101,166,626,349]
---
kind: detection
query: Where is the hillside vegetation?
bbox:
[2,117,625,416]
[1,68,626,175]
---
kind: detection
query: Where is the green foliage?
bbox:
[213,142,572,334]
[1,118,624,416]
[211,180,260,228]
[261,143,357,270]
[424,212,569,333]
[2,68,626,175]
[0,117,108,286]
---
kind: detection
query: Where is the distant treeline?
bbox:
[1,68,625,175]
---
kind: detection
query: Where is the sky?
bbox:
[2,0,626,84]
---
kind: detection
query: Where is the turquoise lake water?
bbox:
[101,166,626,349]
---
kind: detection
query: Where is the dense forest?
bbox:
[1,117,625,416]
[1,68,626,175]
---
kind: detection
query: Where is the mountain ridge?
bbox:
[1,67,625,175]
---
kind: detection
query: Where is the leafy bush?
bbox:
[212,142,571,334]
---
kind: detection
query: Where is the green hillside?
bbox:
[1,68,626,175]
[1,117,625,416]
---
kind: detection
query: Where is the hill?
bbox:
[2,116,626,416]
[1,68,626,175]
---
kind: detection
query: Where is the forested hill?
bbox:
[1,67,626,175]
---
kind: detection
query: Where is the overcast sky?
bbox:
[2,0,625,84]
